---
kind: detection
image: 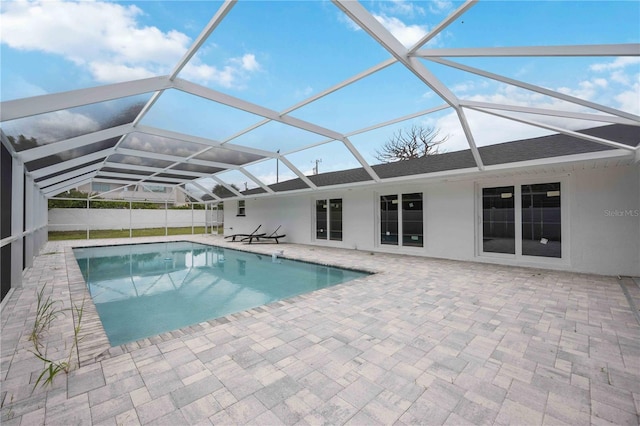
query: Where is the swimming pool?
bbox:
[73,241,369,346]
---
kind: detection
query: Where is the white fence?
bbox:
[49,208,215,232]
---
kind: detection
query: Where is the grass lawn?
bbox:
[49,226,212,240]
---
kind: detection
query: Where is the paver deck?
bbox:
[2,235,639,425]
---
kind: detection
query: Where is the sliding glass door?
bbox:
[482,186,515,254]
[316,198,343,241]
[521,183,561,258]
[481,182,562,259]
[380,195,398,245]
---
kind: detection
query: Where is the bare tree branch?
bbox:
[375,125,448,162]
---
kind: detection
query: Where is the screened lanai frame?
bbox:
[1,0,639,286]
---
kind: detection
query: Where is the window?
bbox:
[380,193,423,247]
[380,195,398,245]
[316,200,327,239]
[482,186,515,254]
[481,182,561,259]
[237,200,245,216]
[329,199,342,241]
[521,183,561,258]
[143,185,166,193]
[402,193,423,247]
[92,182,111,193]
[316,198,342,241]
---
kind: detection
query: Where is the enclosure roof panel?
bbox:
[1,1,638,199]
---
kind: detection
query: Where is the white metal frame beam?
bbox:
[0,76,172,122]
[332,0,485,170]
[87,183,134,199]
[113,147,229,170]
[407,0,477,54]
[1,0,636,204]
[18,124,133,162]
[96,171,186,184]
[169,0,237,80]
[91,177,174,188]
[210,175,243,197]
[413,43,640,57]
[278,156,318,190]
[136,125,275,158]
[461,100,640,127]
[173,78,346,142]
[238,167,275,194]
[426,57,640,123]
[464,105,638,151]
[30,148,114,179]
[103,162,212,178]
[190,181,222,201]
[179,185,205,203]
[42,173,96,196]
[10,158,24,286]
[36,163,105,188]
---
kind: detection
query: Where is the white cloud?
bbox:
[616,89,640,115]
[593,78,608,88]
[429,0,454,15]
[181,55,263,90]
[294,86,314,99]
[589,57,640,72]
[1,75,48,100]
[4,110,100,144]
[337,12,361,32]
[240,54,260,72]
[374,14,428,48]
[451,80,489,94]
[182,63,238,88]
[610,70,631,86]
[89,62,157,84]
[381,0,426,17]
[0,1,260,87]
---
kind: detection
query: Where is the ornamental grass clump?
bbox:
[28,286,85,392]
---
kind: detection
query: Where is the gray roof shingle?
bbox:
[240,124,638,196]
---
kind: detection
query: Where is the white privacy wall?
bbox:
[49,209,206,231]
[225,164,639,277]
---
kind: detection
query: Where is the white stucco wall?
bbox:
[570,165,639,276]
[224,164,639,277]
[49,208,207,231]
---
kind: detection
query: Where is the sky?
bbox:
[1,0,639,194]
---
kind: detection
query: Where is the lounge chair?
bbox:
[246,226,286,244]
[224,225,265,242]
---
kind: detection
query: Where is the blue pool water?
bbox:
[74,241,369,346]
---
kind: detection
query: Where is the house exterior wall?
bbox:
[225,164,639,277]
[570,165,639,276]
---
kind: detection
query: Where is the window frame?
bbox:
[237,200,245,217]
[314,198,342,242]
[477,177,568,262]
[378,191,424,248]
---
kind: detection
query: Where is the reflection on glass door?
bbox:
[380,195,398,245]
[316,200,327,239]
[329,199,343,241]
[482,186,515,254]
[402,193,423,247]
[521,183,561,258]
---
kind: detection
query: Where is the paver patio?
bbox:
[1,235,639,425]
